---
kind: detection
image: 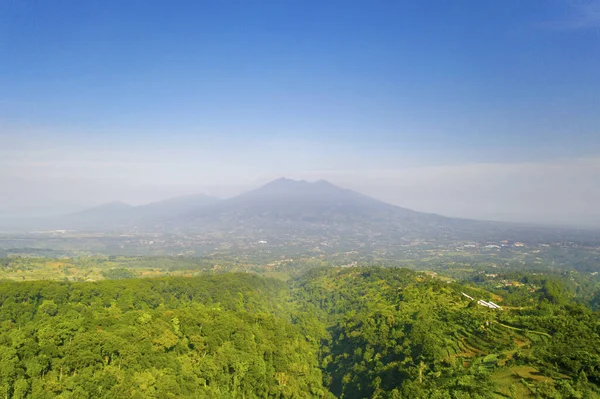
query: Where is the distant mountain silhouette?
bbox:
[34,178,488,239]
[174,178,482,241]
[192,177,423,219]
[135,194,220,220]
[57,202,134,229]
[173,178,589,245]
[70,201,133,216]
[2,179,597,246]
[18,194,221,231]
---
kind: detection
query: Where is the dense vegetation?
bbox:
[293,268,600,398]
[0,265,599,398]
[0,274,329,398]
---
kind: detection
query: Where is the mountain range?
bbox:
[1,178,598,245]
[56,178,462,235]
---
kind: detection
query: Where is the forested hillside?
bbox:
[292,268,600,398]
[0,275,329,398]
[0,268,599,398]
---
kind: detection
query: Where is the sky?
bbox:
[1,0,599,226]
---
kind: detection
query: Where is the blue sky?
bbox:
[1,0,599,225]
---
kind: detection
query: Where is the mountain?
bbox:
[2,195,221,232]
[188,178,425,221]
[134,194,220,220]
[175,178,484,241]
[69,201,133,218]
[2,179,598,247]
[75,194,221,229]
[15,202,136,231]
[176,178,600,246]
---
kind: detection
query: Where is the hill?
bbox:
[0,273,330,398]
[0,267,598,398]
[58,201,135,229]
[291,267,600,398]
[133,193,220,222]
[2,194,221,231]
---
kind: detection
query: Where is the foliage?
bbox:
[0,265,599,398]
[291,267,600,398]
[0,274,330,398]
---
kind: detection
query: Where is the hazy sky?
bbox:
[1,0,599,226]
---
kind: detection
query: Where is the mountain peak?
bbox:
[265,177,336,187]
[256,178,340,192]
[232,178,359,204]
[269,177,306,185]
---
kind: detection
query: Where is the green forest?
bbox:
[0,266,599,398]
